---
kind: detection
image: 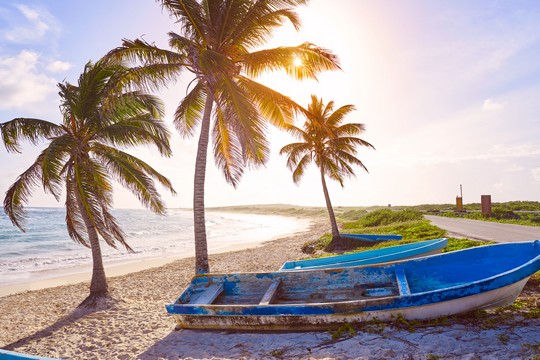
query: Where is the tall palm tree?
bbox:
[109,0,340,273]
[1,58,176,305]
[280,95,375,250]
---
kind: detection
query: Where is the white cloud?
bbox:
[532,168,540,182]
[0,51,57,109]
[46,60,72,73]
[2,4,58,43]
[483,99,505,111]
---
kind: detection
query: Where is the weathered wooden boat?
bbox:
[0,349,60,360]
[166,241,540,331]
[279,238,448,271]
[341,233,403,242]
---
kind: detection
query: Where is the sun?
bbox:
[293,57,303,67]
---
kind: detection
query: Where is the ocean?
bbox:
[0,207,307,289]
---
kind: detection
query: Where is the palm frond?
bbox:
[65,173,91,247]
[326,104,355,127]
[225,1,307,50]
[3,156,44,230]
[243,43,340,80]
[174,81,206,137]
[212,106,244,187]
[160,0,208,45]
[1,118,64,153]
[280,142,311,169]
[106,38,187,91]
[94,145,176,215]
[215,77,269,167]
[291,153,312,184]
[40,135,73,200]
[236,76,301,128]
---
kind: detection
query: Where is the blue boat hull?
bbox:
[0,350,60,360]
[280,238,448,270]
[166,241,540,330]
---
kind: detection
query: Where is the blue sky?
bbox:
[1,0,539,209]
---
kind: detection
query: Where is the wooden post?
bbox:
[481,195,492,217]
[456,196,463,212]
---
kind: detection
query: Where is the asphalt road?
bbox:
[424,215,540,243]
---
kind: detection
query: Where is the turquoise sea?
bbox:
[0,207,305,288]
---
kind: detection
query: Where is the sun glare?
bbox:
[293,57,303,67]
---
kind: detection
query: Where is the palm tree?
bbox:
[280,95,374,250]
[1,57,176,305]
[109,0,340,274]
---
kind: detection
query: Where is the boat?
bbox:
[0,349,60,359]
[165,240,540,331]
[279,238,448,271]
[341,233,403,242]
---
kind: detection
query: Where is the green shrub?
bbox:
[347,209,424,228]
[338,209,368,221]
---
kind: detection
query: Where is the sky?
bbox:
[0,0,539,210]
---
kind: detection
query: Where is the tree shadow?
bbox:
[3,296,118,351]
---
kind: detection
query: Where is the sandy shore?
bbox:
[1,213,539,359]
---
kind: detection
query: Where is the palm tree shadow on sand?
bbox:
[3,296,119,352]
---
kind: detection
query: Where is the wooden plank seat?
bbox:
[189,284,224,304]
[259,279,282,305]
[395,268,411,296]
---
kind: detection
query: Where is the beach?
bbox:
[1,210,540,359]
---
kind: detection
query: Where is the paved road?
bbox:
[424,215,540,243]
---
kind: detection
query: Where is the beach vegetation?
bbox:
[108,0,340,274]
[442,238,496,252]
[269,348,285,358]
[280,95,374,251]
[0,57,176,306]
[347,208,424,226]
[338,209,368,221]
[329,322,357,340]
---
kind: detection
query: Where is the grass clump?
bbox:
[329,322,357,340]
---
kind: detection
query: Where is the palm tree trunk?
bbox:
[320,168,340,240]
[193,92,214,274]
[74,187,108,296]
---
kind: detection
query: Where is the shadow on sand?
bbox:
[3,296,118,353]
